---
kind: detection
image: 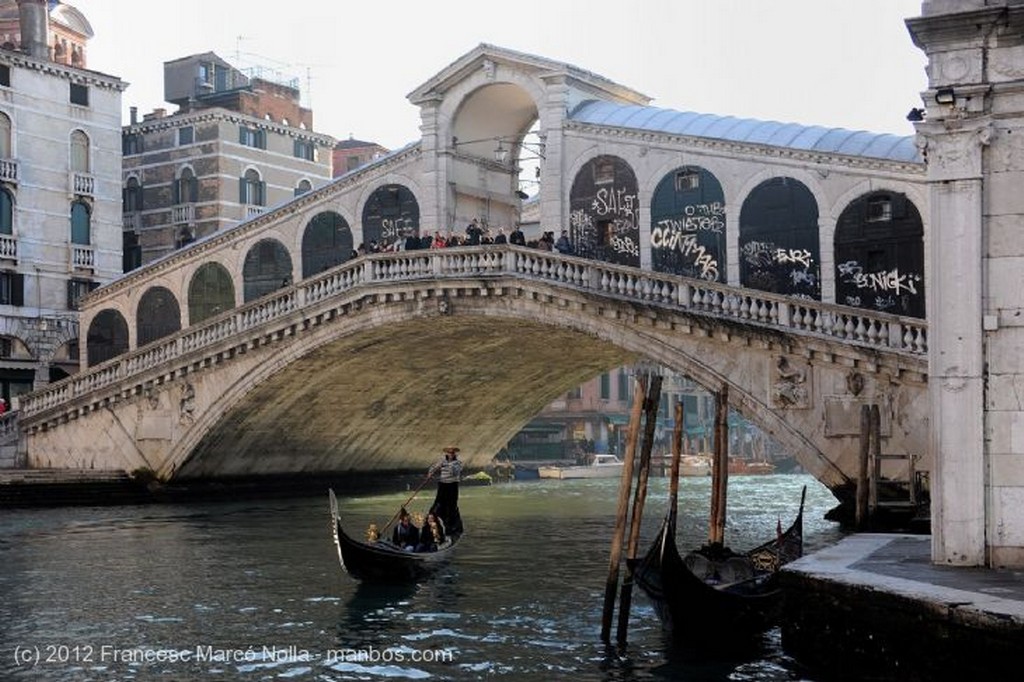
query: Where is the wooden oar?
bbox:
[381,473,434,535]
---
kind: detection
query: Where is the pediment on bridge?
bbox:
[406,42,651,106]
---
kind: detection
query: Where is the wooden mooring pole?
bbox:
[600,373,647,644]
[856,404,871,529]
[708,385,729,546]
[669,400,684,522]
[616,373,662,646]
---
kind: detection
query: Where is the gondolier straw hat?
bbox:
[443,446,460,454]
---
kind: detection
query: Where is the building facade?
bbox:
[122,52,335,268]
[0,0,123,406]
[332,136,388,178]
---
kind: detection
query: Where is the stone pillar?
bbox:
[908,2,1024,567]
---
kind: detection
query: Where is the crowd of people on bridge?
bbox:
[353,221,576,258]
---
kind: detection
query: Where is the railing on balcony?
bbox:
[71,172,94,196]
[122,212,140,231]
[0,158,17,183]
[172,204,195,225]
[0,234,16,260]
[245,205,265,219]
[71,244,94,269]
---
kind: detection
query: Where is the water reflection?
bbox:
[0,474,842,681]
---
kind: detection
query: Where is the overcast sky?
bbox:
[72,0,928,150]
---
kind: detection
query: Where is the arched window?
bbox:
[0,188,12,235]
[301,211,352,278]
[188,262,235,325]
[361,184,419,250]
[738,177,820,300]
[242,238,291,302]
[294,179,312,197]
[174,167,198,204]
[124,177,143,212]
[0,111,10,158]
[239,168,264,206]
[70,130,89,173]
[70,201,90,244]
[650,166,726,282]
[136,286,181,347]
[568,155,640,267]
[86,309,129,366]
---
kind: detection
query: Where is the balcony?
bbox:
[70,244,94,270]
[0,158,17,183]
[71,172,94,196]
[0,233,15,260]
[172,204,195,225]
[122,212,140,231]
[245,205,265,219]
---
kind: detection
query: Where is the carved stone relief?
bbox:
[771,355,810,409]
[179,382,196,424]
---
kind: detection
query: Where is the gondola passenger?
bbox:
[391,507,420,551]
[416,511,446,552]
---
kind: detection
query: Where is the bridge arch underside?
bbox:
[144,288,909,497]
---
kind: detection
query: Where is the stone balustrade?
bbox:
[18,245,927,419]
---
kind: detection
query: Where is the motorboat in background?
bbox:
[538,453,625,479]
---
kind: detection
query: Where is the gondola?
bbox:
[328,488,461,582]
[630,486,806,640]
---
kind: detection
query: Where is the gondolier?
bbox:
[428,446,464,535]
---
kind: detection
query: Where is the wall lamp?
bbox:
[493,137,546,163]
[935,88,956,105]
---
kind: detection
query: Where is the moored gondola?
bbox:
[328,488,461,582]
[630,486,806,640]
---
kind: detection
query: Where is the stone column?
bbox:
[909,2,1024,566]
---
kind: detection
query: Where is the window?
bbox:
[123,177,143,212]
[178,126,194,146]
[69,83,89,106]
[173,167,198,204]
[568,386,582,400]
[0,337,10,357]
[239,126,265,149]
[600,373,611,400]
[66,278,97,310]
[293,139,314,161]
[70,201,90,245]
[0,65,9,88]
[70,130,89,173]
[675,170,700,192]
[294,179,312,197]
[122,132,142,155]
[0,188,11,235]
[0,112,9,158]
[346,156,362,172]
[122,230,141,273]
[617,370,629,401]
[594,160,615,185]
[867,195,893,222]
[239,169,265,206]
[0,270,23,305]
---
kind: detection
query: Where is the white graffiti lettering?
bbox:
[775,248,813,268]
[609,234,640,257]
[570,209,594,231]
[655,213,724,233]
[851,268,920,296]
[592,186,638,221]
[380,217,414,240]
[650,227,718,280]
[741,240,776,268]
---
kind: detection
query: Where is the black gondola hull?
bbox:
[631,487,805,642]
[329,489,459,582]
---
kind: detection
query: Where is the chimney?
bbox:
[16,0,49,60]
[129,106,138,125]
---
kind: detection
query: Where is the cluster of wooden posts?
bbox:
[599,371,730,646]
[856,403,918,530]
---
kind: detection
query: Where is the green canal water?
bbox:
[0,474,844,681]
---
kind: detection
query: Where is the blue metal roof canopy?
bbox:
[569,101,921,164]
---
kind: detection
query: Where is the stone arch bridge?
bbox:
[18,247,928,506]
